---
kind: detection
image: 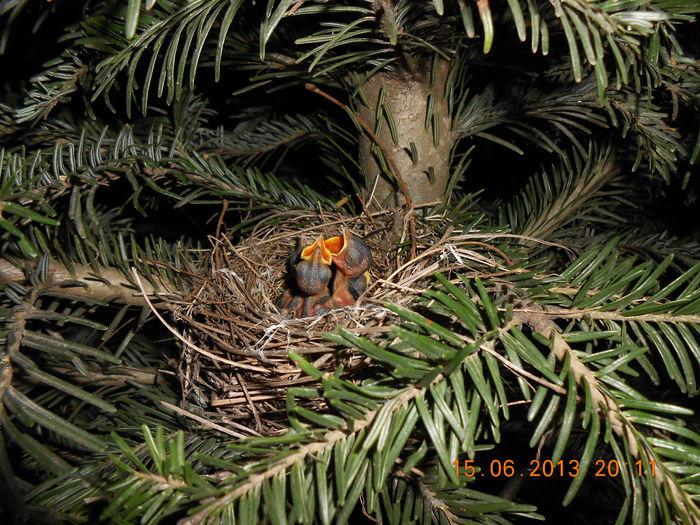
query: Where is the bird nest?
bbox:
[162,209,506,436]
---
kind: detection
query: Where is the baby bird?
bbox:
[325,230,372,278]
[322,230,372,308]
[328,270,371,308]
[277,236,332,318]
[294,236,333,317]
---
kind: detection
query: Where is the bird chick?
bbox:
[322,230,372,309]
[325,270,371,308]
[294,236,332,296]
[324,230,372,278]
[276,236,332,318]
[295,236,333,317]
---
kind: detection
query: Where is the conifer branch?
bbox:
[513,306,700,326]
[0,258,169,306]
[182,386,421,524]
[514,309,700,523]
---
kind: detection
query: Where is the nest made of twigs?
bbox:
[162,209,506,435]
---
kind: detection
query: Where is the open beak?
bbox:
[325,230,372,278]
[300,236,333,266]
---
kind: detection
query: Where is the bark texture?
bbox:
[357,59,453,208]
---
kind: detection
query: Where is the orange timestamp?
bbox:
[452,458,656,478]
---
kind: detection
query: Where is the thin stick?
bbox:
[304,82,417,259]
[460,241,512,266]
[161,401,249,439]
[236,372,263,431]
[481,347,566,395]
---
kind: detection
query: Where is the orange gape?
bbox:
[323,235,344,259]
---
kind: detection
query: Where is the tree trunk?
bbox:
[357,59,453,209]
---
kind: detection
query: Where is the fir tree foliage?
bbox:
[1,0,700,523]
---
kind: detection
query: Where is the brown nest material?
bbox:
[161,209,510,436]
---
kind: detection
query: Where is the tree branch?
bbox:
[0,258,170,306]
[304,83,417,259]
[180,386,421,524]
[512,306,700,325]
[513,308,700,524]
[521,151,619,241]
